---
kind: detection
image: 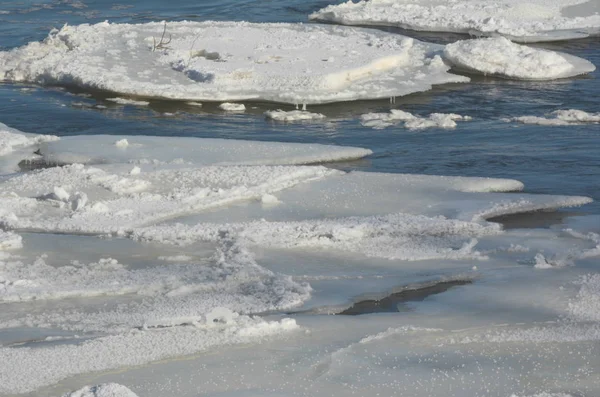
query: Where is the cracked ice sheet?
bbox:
[50,262,600,397]
[0,233,308,395]
[47,216,600,397]
[310,0,600,43]
[36,134,372,167]
[0,21,468,105]
[0,163,339,234]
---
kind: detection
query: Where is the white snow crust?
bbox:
[443,37,596,80]
[361,109,472,129]
[310,0,600,43]
[509,109,600,125]
[36,135,373,167]
[0,21,469,104]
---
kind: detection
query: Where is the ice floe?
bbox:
[443,37,596,80]
[361,109,472,129]
[264,110,326,122]
[35,135,373,167]
[509,109,600,125]
[310,0,600,43]
[219,102,246,112]
[0,21,468,104]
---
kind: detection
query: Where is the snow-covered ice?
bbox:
[0,21,469,104]
[36,134,373,167]
[443,37,596,80]
[361,109,472,129]
[0,128,597,396]
[509,109,600,125]
[310,0,600,43]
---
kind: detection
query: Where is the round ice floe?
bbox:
[0,21,467,104]
[310,0,600,43]
[443,37,596,80]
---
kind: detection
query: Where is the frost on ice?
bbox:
[310,0,600,43]
[443,37,596,80]
[0,21,468,104]
[0,130,597,395]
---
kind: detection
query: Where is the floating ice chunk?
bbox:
[36,135,372,167]
[219,103,246,112]
[0,122,58,162]
[310,0,600,43]
[0,21,467,104]
[130,166,141,175]
[265,110,326,122]
[115,138,129,148]
[62,383,139,397]
[106,97,149,106]
[361,110,471,130]
[509,109,600,125]
[186,101,203,107]
[443,37,596,80]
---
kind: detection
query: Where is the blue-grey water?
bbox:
[1,0,599,217]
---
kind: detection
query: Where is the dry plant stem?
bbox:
[153,22,172,51]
